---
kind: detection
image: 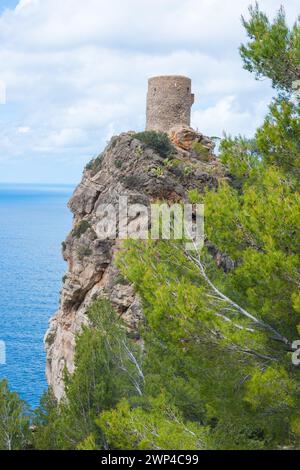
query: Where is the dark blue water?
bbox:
[0,184,73,408]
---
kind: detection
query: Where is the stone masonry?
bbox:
[146,75,194,133]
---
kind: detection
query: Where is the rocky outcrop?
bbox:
[169,125,215,156]
[45,129,226,400]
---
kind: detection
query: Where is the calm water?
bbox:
[0,184,73,407]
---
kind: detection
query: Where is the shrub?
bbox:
[183,166,193,177]
[114,159,123,169]
[192,142,210,161]
[135,145,144,156]
[152,167,164,178]
[72,220,91,239]
[114,273,129,286]
[135,131,175,158]
[122,175,143,189]
[163,158,175,168]
[188,188,202,204]
[85,153,103,175]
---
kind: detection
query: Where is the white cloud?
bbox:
[15,0,39,13]
[17,126,31,133]
[46,128,87,148]
[0,0,299,183]
[0,78,6,103]
[4,0,298,52]
[192,95,270,138]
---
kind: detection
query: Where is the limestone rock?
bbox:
[169,125,215,158]
[45,131,225,400]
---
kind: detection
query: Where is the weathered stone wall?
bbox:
[146,75,194,133]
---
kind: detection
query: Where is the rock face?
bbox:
[169,125,215,156]
[45,129,225,400]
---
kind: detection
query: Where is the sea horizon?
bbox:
[0,182,76,189]
[0,183,73,407]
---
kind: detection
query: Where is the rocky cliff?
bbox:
[45,126,225,400]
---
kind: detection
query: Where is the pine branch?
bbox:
[185,249,291,348]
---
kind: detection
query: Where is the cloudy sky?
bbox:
[0,0,299,184]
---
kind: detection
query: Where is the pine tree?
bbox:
[0,380,30,450]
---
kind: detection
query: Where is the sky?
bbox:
[0,0,299,184]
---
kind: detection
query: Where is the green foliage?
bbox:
[244,366,297,411]
[152,167,164,178]
[122,174,143,188]
[135,131,175,158]
[72,220,91,239]
[187,188,202,204]
[256,99,300,177]
[220,102,300,186]
[135,145,144,157]
[192,142,210,161]
[204,167,300,337]
[34,299,143,450]
[33,390,61,450]
[114,159,123,169]
[77,434,98,450]
[219,136,262,185]
[85,153,103,175]
[0,380,30,450]
[240,3,300,92]
[183,166,193,177]
[163,158,175,168]
[98,396,208,450]
[116,235,300,449]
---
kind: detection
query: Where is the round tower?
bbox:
[146,75,194,133]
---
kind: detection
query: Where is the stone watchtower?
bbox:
[146,75,194,133]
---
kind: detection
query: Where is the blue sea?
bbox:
[0,184,73,408]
